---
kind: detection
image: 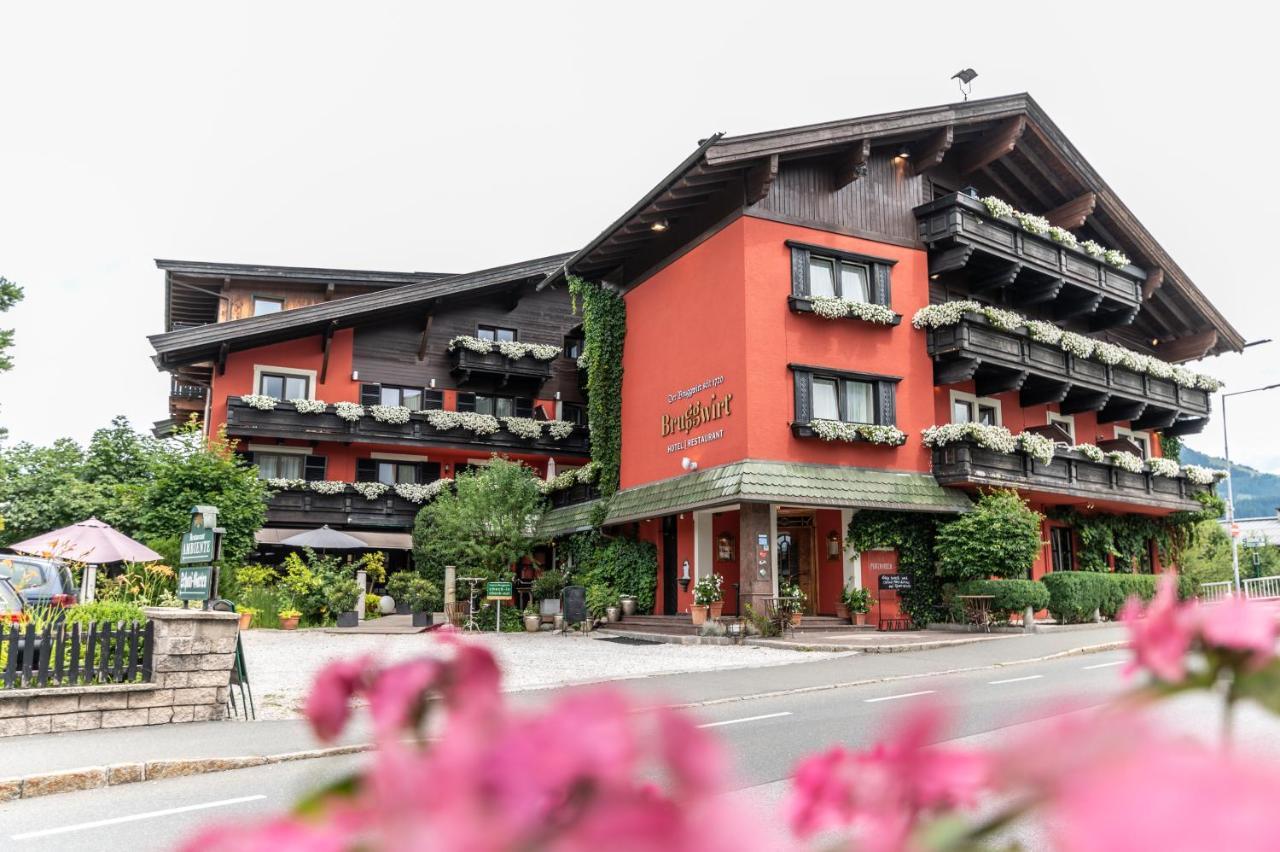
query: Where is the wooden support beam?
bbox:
[1163,416,1209,437]
[910,126,954,176]
[1044,193,1097,229]
[1011,277,1064,307]
[745,154,779,205]
[1097,399,1147,424]
[417,313,434,361]
[319,321,337,384]
[970,261,1022,293]
[976,368,1028,397]
[324,281,336,302]
[928,244,974,276]
[1020,378,1072,407]
[1157,329,1219,363]
[216,343,229,377]
[934,356,981,385]
[1060,390,1111,415]
[1054,292,1103,321]
[1133,409,1179,431]
[954,116,1026,176]
[1142,267,1164,301]
[1089,305,1140,332]
[833,139,871,189]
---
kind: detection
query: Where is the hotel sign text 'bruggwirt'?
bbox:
[662,374,733,454]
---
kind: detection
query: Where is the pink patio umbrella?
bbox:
[6,517,162,565]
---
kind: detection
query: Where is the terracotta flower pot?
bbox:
[690,604,708,626]
[280,616,300,631]
[523,614,541,633]
[855,612,868,626]
[708,601,723,620]
[790,612,803,627]
[835,603,850,622]
[238,611,254,631]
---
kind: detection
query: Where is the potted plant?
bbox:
[693,573,725,619]
[386,572,417,615]
[605,603,621,622]
[780,583,807,626]
[327,581,361,628]
[586,584,613,628]
[843,586,872,626]
[619,594,637,617]
[237,607,259,631]
[278,607,302,631]
[523,604,541,633]
[402,576,439,628]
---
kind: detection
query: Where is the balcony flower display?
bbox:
[309,480,348,495]
[335,402,365,422]
[394,478,453,504]
[447,335,562,362]
[808,419,908,446]
[540,461,600,494]
[546,420,577,440]
[1047,225,1078,247]
[370,405,411,424]
[911,301,1222,392]
[291,398,327,414]
[1182,464,1225,485]
[1071,443,1106,463]
[352,481,391,501]
[1147,457,1182,478]
[266,477,307,490]
[922,422,1018,455]
[1081,239,1106,258]
[1108,451,1145,474]
[501,416,543,440]
[1012,210,1050,236]
[1016,431,1056,465]
[425,410,501,436]
[808,296,897,325]
[241,394,277,410]
[979,195,1131,267]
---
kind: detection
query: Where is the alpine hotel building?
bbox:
[149,95,1237,621]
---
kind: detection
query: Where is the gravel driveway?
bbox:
[240,629,842,720]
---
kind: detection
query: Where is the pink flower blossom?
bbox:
[1200,594,1277,668]
[365,658,441,739]
[178,817,347,852]
[305,656,370,742]
[1122,574,1196,682]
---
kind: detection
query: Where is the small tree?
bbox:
[412,457,545,586]
[934,489,1044,581]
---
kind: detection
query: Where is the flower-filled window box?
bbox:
[787,241,897,325]
[790,364,901,446]
[792,420,908,446]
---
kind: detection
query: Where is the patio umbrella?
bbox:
[279,525,367,550]
[7,517,162,565]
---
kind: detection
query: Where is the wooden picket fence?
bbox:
[0,620,154,690]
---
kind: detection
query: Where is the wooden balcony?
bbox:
[449,348,553,386]
[927,313,1210,435]
[915,193,1144,330]
[931,441,1211,512]
[266,489,420,530]
[225,398,591,457]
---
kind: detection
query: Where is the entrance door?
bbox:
[777,513,816,614]
[662,516,678,615]
[1050,527,1074,573]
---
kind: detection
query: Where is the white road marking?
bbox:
[698,711,793,728]
[864,690,935,703]
[10,794,267,841]
[1082,660,1125,670]
[988,675,1044,685]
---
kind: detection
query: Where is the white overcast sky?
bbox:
[1,2,1276,470]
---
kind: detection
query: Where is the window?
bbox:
[792,366,897,426]
[381,385,424,410]
[377,462,420,485]
[357,458,440,485]
[1050,527,1075,573]
[564,336,584,360]
[258,372,309,401]
[1047,413,1076,442]
[789,242,894,306]
[1114,427,1151,458]
[950,391,1001,426]
[256,453,304,480]
[561,402,587,426]
[477,325,517,343]
[253,297,284,316]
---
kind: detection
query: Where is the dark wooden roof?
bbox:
[549,93,1243,357]
[150,252,572,369]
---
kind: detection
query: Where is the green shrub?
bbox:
[954,579,1049,621]
[531,571,567,602]
[364,593,382,619]
[935,490,1045,581]
[239,587,283,629]
[324,580,360,616]
[401,577,440,613]
[385,572,416,604]
[65,600,146,625]
[566,533,657,614]
[585,583,615,619]
[1042,572,1108,623]
[235,563,279,590]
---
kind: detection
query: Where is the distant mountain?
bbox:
[1182,447,1280,519]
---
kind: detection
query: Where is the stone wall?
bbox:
[0,608,239,738]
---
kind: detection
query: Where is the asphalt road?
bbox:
[0,649,1146,851]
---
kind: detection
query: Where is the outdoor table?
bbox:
[956,594,995,633]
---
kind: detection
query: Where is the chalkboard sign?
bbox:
[562,586,587,624]
[878,574,912,591]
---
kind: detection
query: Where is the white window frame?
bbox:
[1047,413,1076,442]
[252,365,317,401]
[949,390,1002,426]
[1114,426,1151,458]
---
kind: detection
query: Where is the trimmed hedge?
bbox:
[1042,572,1196,623]
[954,579,1049,620]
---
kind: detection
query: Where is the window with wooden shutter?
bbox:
[422,389,444,410]
[360,384,382,406]
[455,392,476,413]
[790,364,900,426]
[787,242,895,307]
[514,398,533,418]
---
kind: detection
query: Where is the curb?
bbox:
[665,640,1128,709]
[744,635,1007,654]
[0,742,373,802]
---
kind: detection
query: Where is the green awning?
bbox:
[538,500,601,539]
[604,459,972,524]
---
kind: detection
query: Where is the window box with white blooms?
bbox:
[787,295,902,326]
[791,419,908,446]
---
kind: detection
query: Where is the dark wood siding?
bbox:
[352,285,584,403]
[748,154,926,247]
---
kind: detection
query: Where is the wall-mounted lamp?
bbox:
[554,391,561,400]
[429,378,436,389]
[651,218,670,233]
[678,559,691,592]
[896,145,911,159]
[681,457,698,472]
[827,531,842,560]
[717,533,735,562]
[351,370,360,381]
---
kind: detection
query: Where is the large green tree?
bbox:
[412,457,546,585]
[934,489,1045,581]
[0,276,25,440]
[0,439,119,546]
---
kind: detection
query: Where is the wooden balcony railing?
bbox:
[931,440,1211,512]
[927,313,1210,435]
[265,489,421,531]
[225,398,590,457]
[449,348,554,386]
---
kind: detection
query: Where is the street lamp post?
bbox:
[1222,381,1280,594]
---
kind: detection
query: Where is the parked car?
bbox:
[0,577,25,623]
[0,555,77,607]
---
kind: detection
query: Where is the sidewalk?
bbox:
[0,624,1127,798]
